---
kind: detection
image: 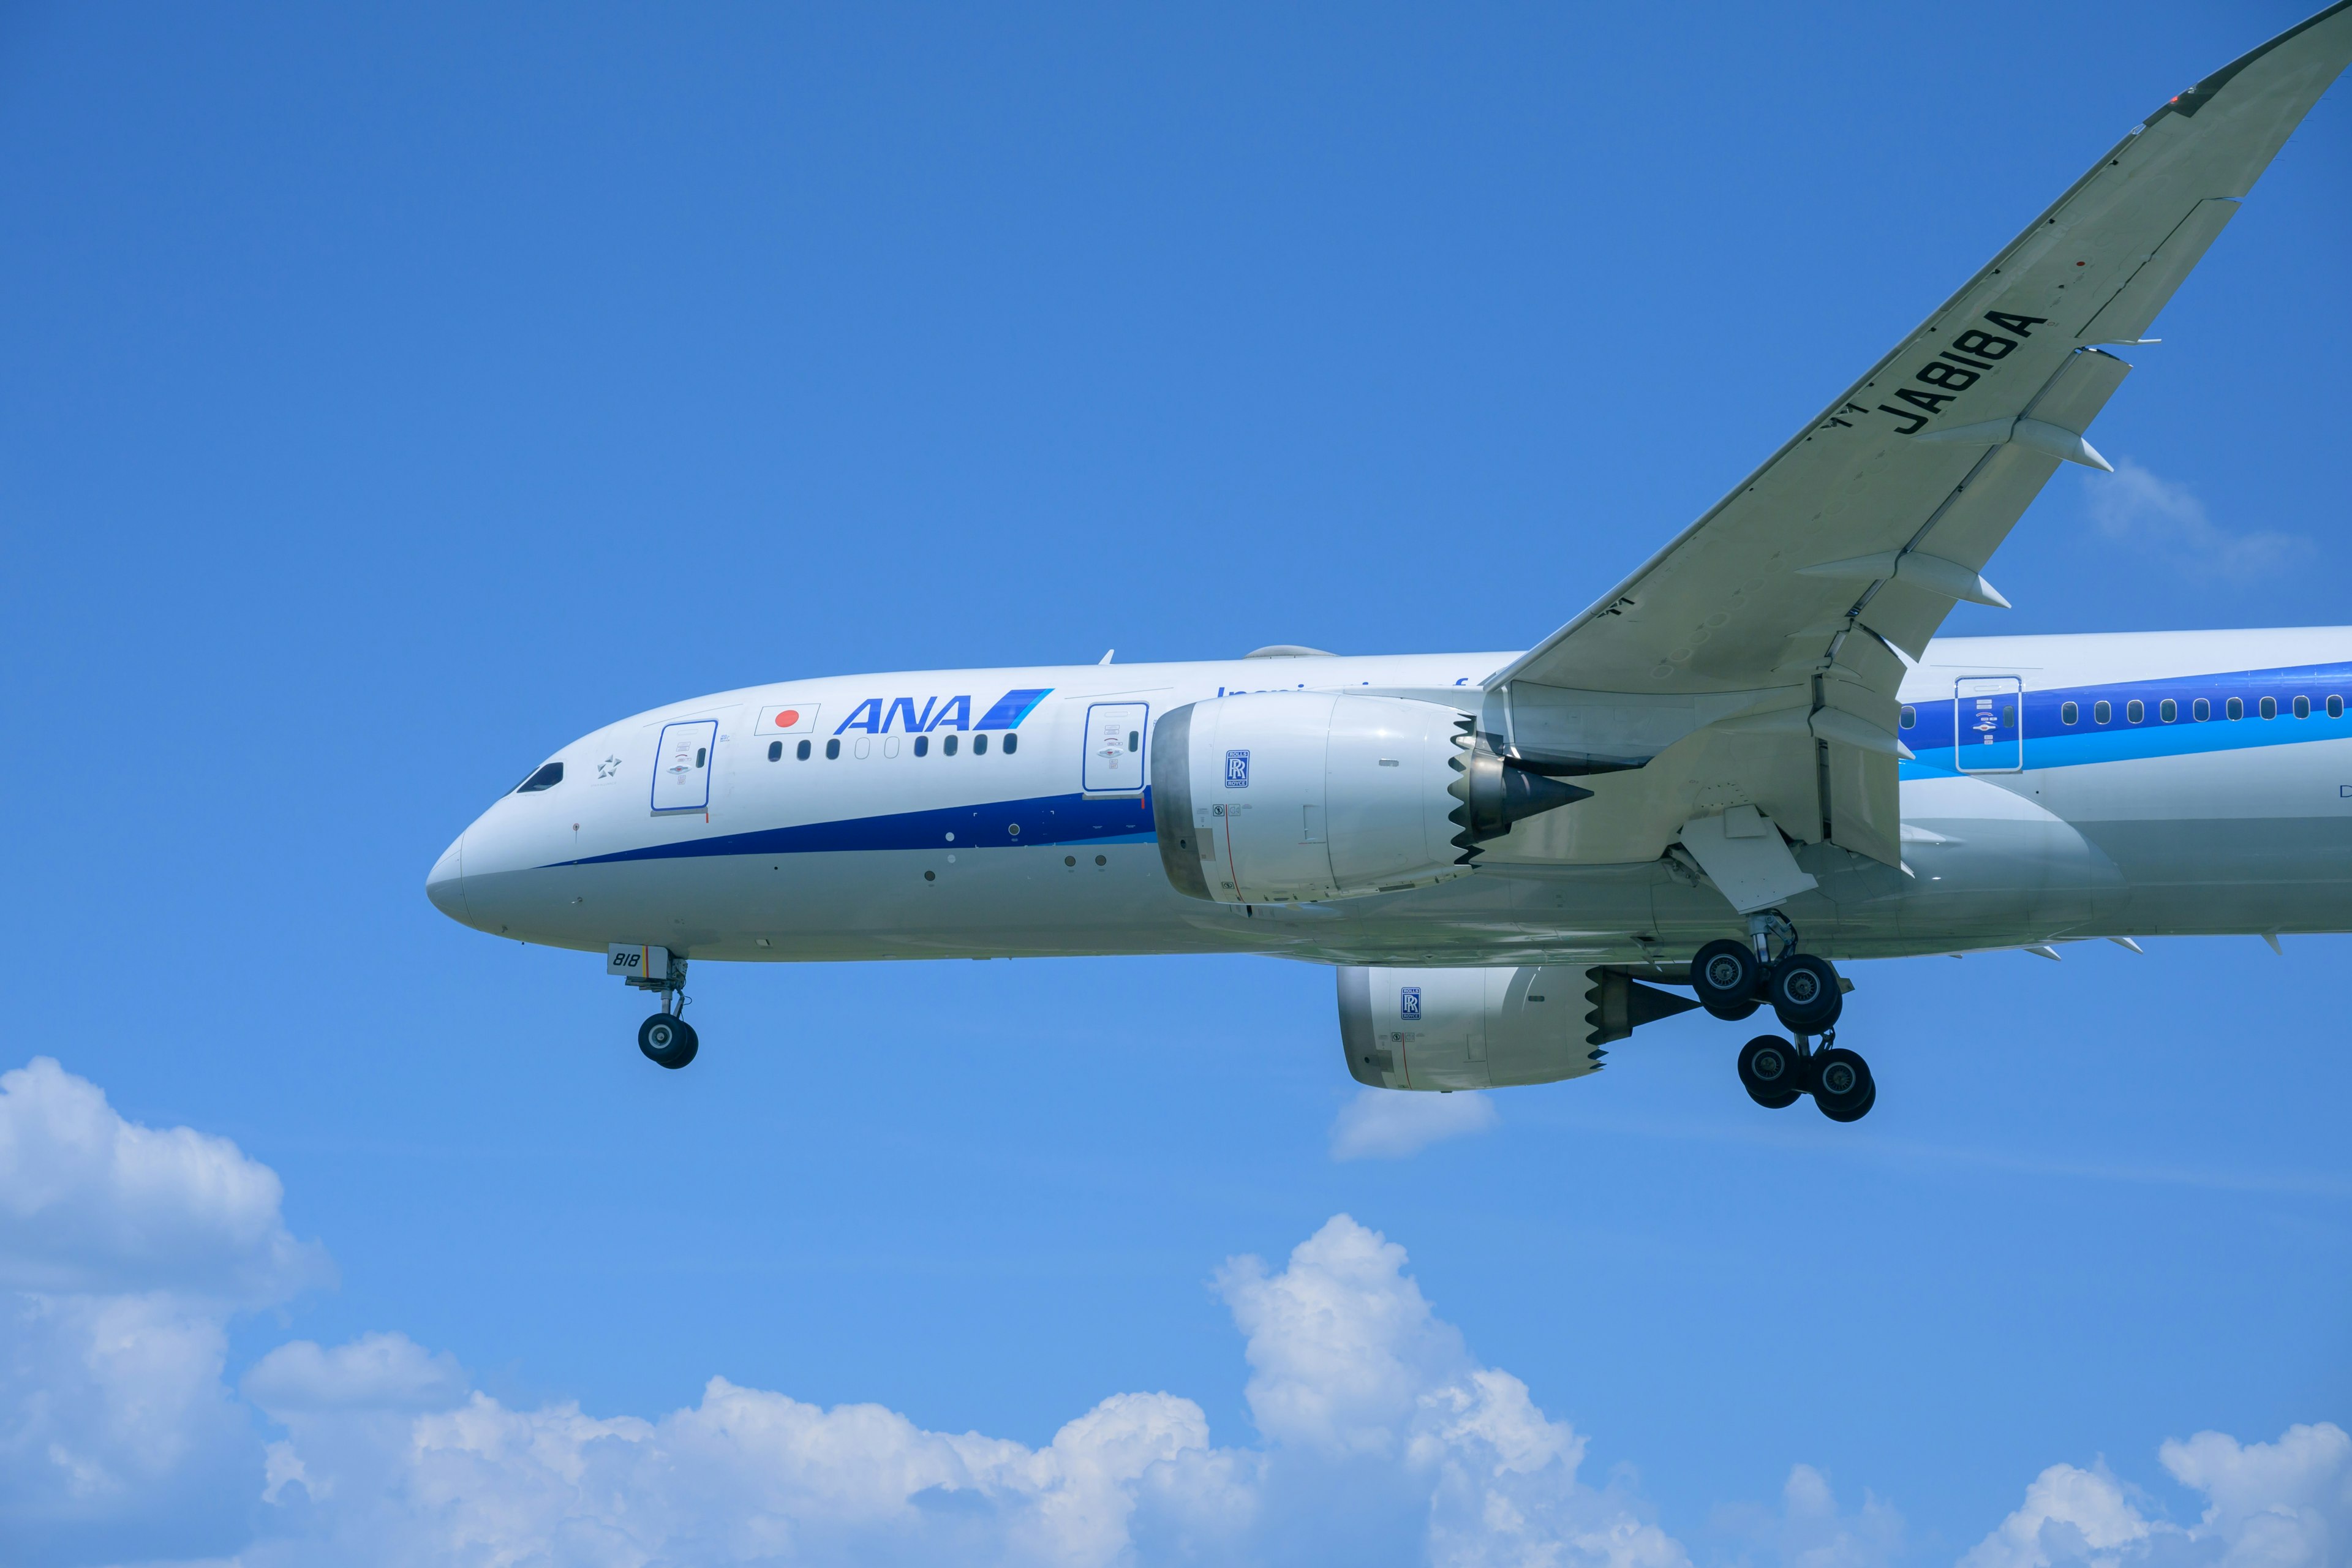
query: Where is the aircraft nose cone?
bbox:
[426,834,470,924]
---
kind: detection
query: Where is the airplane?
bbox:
[429,6,2352,1120]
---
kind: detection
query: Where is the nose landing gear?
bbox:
[620,951,699,1069]
[638,1011,699,1069]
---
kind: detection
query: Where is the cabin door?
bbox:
[1954,677,2023,774]
[1082,703,1149,793]
[652,719,719,810]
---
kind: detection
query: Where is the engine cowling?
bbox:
[1335,964,1701,1091]
[1150,693,1591,906]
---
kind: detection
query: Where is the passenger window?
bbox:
[2125,699,2143,724]
[2002,704,2014,726]
[2193,698,2210,722]
[2160,698,2176,723]
[797,739,812,760]
[944,734,959,756]
[826,737,842,759]
[2294,696,2310,719]
[514,761,564,793]
[2332,696,2345,719]
[2226,697,2244,720]
[767,741,782,761]
[2260,696,2277,720]
[1003,733,1018,755]
[695,748,707,767]
[915,734,929,757]
[2060,701,2078,725]
[1127,729,1140,750]
[2093,700,2111,725]
[974,734,990,755]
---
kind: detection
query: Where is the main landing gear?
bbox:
[1736,1031,1874,1120]
[625,953,698,1069]
[1696,911,1872,1121]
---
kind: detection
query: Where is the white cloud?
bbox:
[0,1290,259,1555]
[1329,1085,1500,1160]
[0,1056,2343,1568]
[1962,1423,2351,1568]
[2160,1423,2352,1567]
[2084,459,2311,585]
[1221,1216,1681,1568]
[0,1057,331,1565]
[244,1332,468,1415]
[1714,1464,1905,1568]
[244,1376,1251,1567]
[239,1215,1673,1567]
[1959,1460,2169,1568]
[0,1056,330,1302]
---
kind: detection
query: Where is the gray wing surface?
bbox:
[1484,4,2351,874]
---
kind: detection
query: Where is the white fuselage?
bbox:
[426,628,2352,967]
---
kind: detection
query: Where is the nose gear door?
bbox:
[652,720,719,810]
[1954,676,2023,774]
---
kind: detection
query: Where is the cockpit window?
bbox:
[514,761,564,793]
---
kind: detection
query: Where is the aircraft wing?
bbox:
[1483,3,2352,875]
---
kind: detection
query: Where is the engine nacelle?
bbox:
[1151,693,1590,905]
[1336,965,1700,1091]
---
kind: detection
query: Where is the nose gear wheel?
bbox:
[638,1013,699,1069]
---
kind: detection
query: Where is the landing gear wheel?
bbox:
[638,1013,699,1069]
[1810,1047,1873,1121]
[1692,940,1764,1020]
[1768,953,1842,1033]
[1737,1035,1804,1108]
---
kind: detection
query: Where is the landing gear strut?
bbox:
[1695,911,1870,1118]
[627,954,698,1069]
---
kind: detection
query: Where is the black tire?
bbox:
[638,1013,700,1069]
[1768,953,1843,1033]
[1811,1047,1872,1120]
[1692,939,1763,1020]
[1737,1035,1804,1104]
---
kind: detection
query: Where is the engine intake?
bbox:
[1151,693,1589,906]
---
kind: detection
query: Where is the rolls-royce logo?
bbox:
[1225,750,1250,788]
[1400,986,1422,1021]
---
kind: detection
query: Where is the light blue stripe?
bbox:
[1902,714,2352,779]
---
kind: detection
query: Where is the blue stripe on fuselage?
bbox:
[1900,660,2352,778]
[976,688,1053,729]
[551,788,1157,867]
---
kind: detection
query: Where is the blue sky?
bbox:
[2,4,2348,1564]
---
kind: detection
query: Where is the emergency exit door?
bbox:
[1083,704,1148,792]
[1954,677,2022,773]
[652,720,718,809]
